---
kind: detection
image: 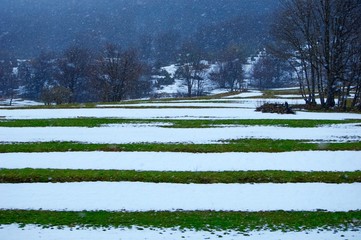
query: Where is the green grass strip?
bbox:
[0,169,360,184]
[0,210,360,232]
[1,140,361,153]
[1,118,360,128]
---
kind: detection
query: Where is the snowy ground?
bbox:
[98,98,309,108]
[154,79,188,96]
[223,90,264,98]
[2,106,361,119]
[1,151,360,172]
[1,182,360,211]
[0,98,43,108]
[1,123,360,143]
[97,98,307,108]
[275,94,304,98]
[1,94,360,239]
[1,224,360,240]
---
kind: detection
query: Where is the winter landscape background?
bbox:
[0,0,361,239]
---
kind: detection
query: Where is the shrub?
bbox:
[256,102,295,114]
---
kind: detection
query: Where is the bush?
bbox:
[41,86,72,105]
[256,102,295,114]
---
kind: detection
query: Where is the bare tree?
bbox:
[98,44,144,101]
[271,0,320,105]
[272,0,361,109]
[176,42,206,97]
[252,50,293,90]
[210,63,226,89]
[41,86,72,105]
[56,46,93,103]
[216,44,246,92]
[0,58,17,105]
[23,52,57,100]
[348,33,361,110]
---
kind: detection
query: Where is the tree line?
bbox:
[1,40,252,103]
[0,44,151,104]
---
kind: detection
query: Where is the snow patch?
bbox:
[1,123,360,144]
[1,224,360,240]
[1,151,360,172]
[1,182,360,211]
[1,107,361,120]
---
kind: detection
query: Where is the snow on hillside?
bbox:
[151,53,273,98]
[154,62,227,97]
[154,79,188,96]
[160,64,178,78]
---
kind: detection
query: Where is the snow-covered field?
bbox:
[1,123,360,143]
[1,93,360,239]
[1,151,360,171]
[1,182,360,212]
[2,105,361,119]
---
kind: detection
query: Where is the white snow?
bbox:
[275,94,304,98]
[1,182,360,211]
[208,88,230,95]
[270,87,300,91]
[12,67,18,76]
[1,123,360,144]
[98,102,246,108]
[160,64,178,78]
[2,107,361,119]
[1,224,360,240]
[154,79,188,96]
[97,98,308,109]
[1,151,360,172]
[0,99,43,108]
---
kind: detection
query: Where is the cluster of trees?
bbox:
[252,50,295,90]
[1,0,279,103]
[175,42,207,97]
[270,0,361,110]
[210,44,247,92]
[1,39,252,104]
[173,42,248,97]
[0,45,150,105]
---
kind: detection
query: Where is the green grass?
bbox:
[262,89,302,98]
[1,140,360,153]
[1,118,360,128]
[0,210,360,231]
[1,169,360,184]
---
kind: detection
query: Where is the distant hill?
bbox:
[0,0,279,58]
